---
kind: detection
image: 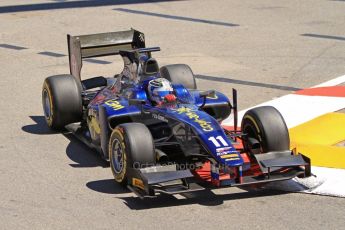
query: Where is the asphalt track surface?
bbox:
[1,0,345,229]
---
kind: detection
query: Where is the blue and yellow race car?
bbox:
[42,29,311,198]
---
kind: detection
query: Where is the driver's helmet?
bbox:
[148,78,175,104]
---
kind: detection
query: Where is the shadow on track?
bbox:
[119,188,289,209]
[86,179,129,194]
[64,133,109,168]
[22,115,108,168]
[22,115,57,135]
[85,176,289,209]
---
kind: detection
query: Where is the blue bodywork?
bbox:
[87,76,243,168]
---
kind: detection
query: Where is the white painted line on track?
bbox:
[223,94,345,128]
[311,74,345,88]
[222,74,345,127]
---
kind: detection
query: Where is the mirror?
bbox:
[199,90,216,98]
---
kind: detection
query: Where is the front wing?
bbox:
[125,151,311,199]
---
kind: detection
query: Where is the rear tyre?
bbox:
[241,106,289,153]
[160,64,197,89]
[42,74,82,130]
[109,123,156,186]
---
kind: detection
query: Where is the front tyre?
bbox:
[109,123,156,186]
[241,106,290,154]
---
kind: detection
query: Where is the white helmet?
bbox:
[148,78,174,104]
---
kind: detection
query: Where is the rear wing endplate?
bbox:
[67,29,145,81]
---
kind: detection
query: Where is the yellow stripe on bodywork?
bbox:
[220,154,239,159]
[289,112,345,169]
[89,116,101,134]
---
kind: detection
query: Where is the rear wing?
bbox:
[67,29,145,81]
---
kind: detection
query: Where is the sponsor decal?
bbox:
[105,99,125,110]
[152,113,168,123]
[71,54,78,77]
[216,147,232,152]
[216,147,238,156]
[132,178,145,190]
[172,107,213,131]
[89,116,101,135]
[220,154,239,158]
[138,33,145,42]
[225,158,241,161]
